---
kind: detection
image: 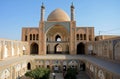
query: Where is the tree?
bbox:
[25,68,50,79]
[64,68,77,79]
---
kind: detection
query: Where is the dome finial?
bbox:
[41,2,45,9]
[70,2,75,21]
[71,2,74,8]
[41,2,45,21]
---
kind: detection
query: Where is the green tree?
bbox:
[25,68,50,79]
[64,68,77,79]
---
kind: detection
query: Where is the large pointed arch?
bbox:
[46,24,69,41]
[77,42,85,54]
[30,43,38,54]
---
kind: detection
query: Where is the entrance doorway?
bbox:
[30,43,38,54]
[55,44,62,54]
[77,42,85,54]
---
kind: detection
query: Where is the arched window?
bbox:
[77,34,79,40]
[89,35,92,41]
[80,34,82,40]
[33,34,35,40]
[84,34,86,40]
[55,35,61,41]
[30,34,32,40]
[36,34,39,40]
[25,35,27,41]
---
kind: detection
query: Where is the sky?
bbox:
[0,0,120,40]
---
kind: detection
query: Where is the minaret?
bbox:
[41,3,45,21]
[70,2,75,21]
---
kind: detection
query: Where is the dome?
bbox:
[47,8,70,21]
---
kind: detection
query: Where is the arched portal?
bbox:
[77,42,85,54]
[46,25,69,54]
[27,62,31,70]
[30,43,38,54]
[55,44,62,54]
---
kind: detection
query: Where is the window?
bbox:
[30,34,32,40]
[36,34,39,40]
[77,34,79,40]
[25,35,27,41]
[80,34,82,40]
[84,34,86,40]
[89,35,92,41]
[33,34,35,40]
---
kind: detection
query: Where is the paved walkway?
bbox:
[77,71,90,79]
[49,71,90,79]
[84,55,120,76]
[49,73,63,79]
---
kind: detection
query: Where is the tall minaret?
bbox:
[41,3,45,21]
[70,2,75,21]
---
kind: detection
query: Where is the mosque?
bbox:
[0,3,120,79]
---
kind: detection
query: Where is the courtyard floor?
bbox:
[1,55,120,78]
[49,71,90,79]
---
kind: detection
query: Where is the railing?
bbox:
[46,41,69,43]
[47,51,69,54]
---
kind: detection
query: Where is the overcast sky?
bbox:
[0,0,120,40]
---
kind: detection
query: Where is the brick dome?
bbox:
[47,8,70,21]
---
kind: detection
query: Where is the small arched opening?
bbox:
[27,62,31,70]
[77,42,85,54]
[30,43,38,54]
